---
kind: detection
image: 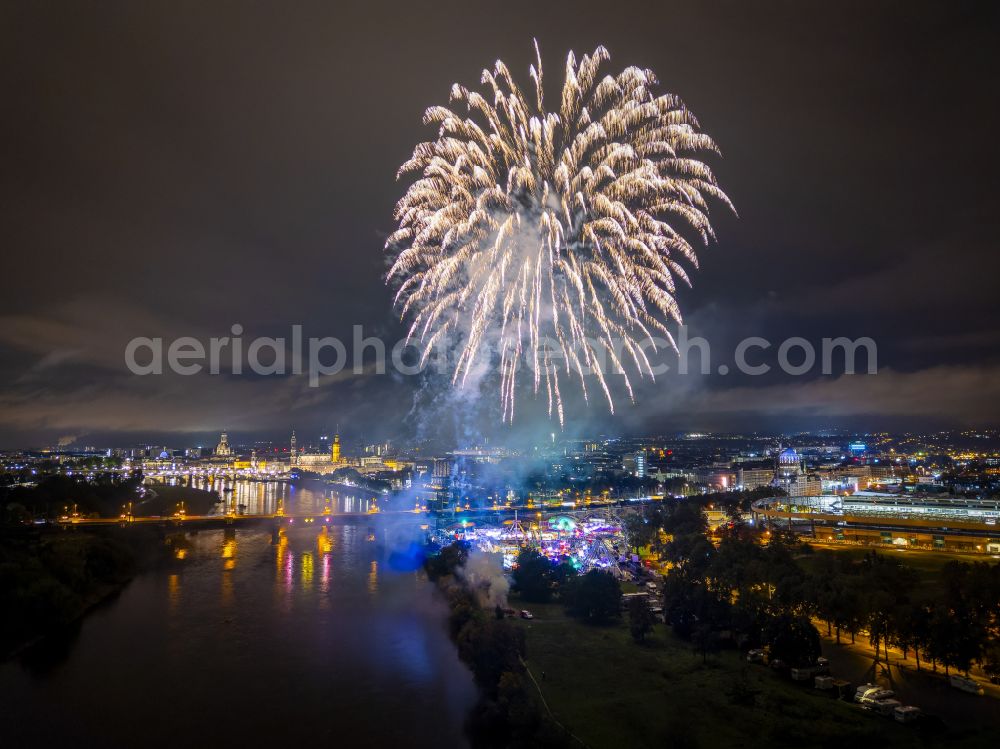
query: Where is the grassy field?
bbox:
[796,543,993,598]
[514,596,992,749]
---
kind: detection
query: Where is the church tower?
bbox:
[290,430,298,466]
[331,433,341,464]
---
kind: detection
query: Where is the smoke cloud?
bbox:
[454,552,509,609]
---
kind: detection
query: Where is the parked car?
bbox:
[870,698,902,717]
[855,684,894,704]
[949,675,984,695]
[746,649,766,663]
[814,675,834,690]
[815,676,852,699]
[893,706,921,724]
[520,609,534,620]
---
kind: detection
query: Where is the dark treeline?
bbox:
[424,541,627,746]
[521,470,663,496]
[0,472,229,521]
[423,542,573,748]
[511,547,622,625]
[621,486,780,554]
[1,472,144,522]
[635,500,1000,679]
[0,457,125,489]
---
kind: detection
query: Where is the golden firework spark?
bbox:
[387,41,733,425]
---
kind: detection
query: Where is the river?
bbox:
[153,474,383,515]
[0,481,476,748]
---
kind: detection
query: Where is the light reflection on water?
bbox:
[0,520,475,748]
[159,476,376,516]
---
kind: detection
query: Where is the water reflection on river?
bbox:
[159,475,378,515]
[0,516,476,748]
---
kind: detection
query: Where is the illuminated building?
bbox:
[757,492,1000,552]
[771,447,823,496]
[785,473,823,497]
[290,430,298,466]
[776,447,802,479]
[705,470,736,490]
[293,431,348,473]
[214,432,233,457]
[623,451,647,478]
[844,491,1000,521]
[738,467,775,491]
[433,458,452,479]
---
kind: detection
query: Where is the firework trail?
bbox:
[387,41,733,426]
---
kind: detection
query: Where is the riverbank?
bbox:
[513,596,995,749]
[0,528,164,659]
[423,543,575,747]
[136,483,221,516]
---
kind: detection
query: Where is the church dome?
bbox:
[778,448,800,464]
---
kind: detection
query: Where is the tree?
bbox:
[622,513,656,555]
[983,642,1000,684]
[664,533,715,573]
[692,622,719,664]
[511,548,554,602]
[808,553,843,638]
[839,578,866,645]
[764,614,821,667]
[564,569,622,623]
[424,541,469,581]
[662,569,701,638]
[926,602,984,676]
[628,595,655,642]
[3,502,30,525]
[890,600,916,662]
[928,606,956,675]
[722,499,746,528]
[549,559,578,595]
[662,500,709,538]
[767,527,800,551]
[908,601,934,671]
[456,617,526,695]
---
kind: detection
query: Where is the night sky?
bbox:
[2,1,999,448]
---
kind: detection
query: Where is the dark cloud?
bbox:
[1,1,998,446]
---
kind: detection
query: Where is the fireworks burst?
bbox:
[387,41,733,425]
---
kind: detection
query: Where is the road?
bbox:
[817,631,1000,730]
